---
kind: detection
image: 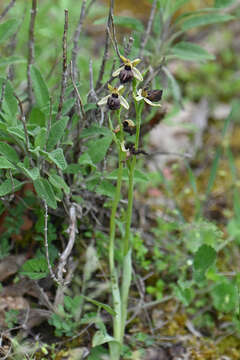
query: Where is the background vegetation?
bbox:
[0,0,240,359]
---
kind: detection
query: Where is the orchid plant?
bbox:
[97,53,163,360]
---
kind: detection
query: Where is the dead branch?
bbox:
[139,0,158,57]
[70,60,85,119]
[44,201,59,284]
[14,93,30,152]
[27,0,37,109]
[56,9,69,120]
[71,0,87,82]
[54,204,77,308]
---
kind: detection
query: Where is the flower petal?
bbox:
[112,66,124,77]
[132,67,143,81]
[144,98,162,107]
[117,84,124,93]
[108,84,115,92]
[121,141,128,152]
[132,58,141,66]
[120,55,128,64]
[97,95,110,106]
[134,95,143,102]
[120,95,129,110]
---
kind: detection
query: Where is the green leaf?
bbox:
[171,42,215,61]
[0,78,18,121]
[84,103,97,112]
[94,15,144,31]
[78,153,97,169]
[96,180,115,198]
[107,168,149,182]
[48,148,67,170]
[83,296,116,316]
[87,135,112,164]
[29,107,46,127]
[79,125,111,138]
[33,178,57,209]
[92,331,115,347]
[34,128,47,149]
[0,156,16,169]
[0,56,25,67]
[0,178,22,196]
[0,19,20,44]
[20,257,49,280]
[0,142,19,163]
[169,0,191,15]
[62,98,76,116]
[30,65,50,108]
[181,13,234,30]
[17,163,40,181]
[214,0,235,8]
[48,173,70,194]
[113,16,144,31]
[7,127,25,141]
[162,67,182,105]
[193,244,216,280]
[47,116,69,150]
[212,280,238,313]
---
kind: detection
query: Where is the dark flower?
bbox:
[107,93,121,110]
[113,55,143,83]
[97,84,129,110]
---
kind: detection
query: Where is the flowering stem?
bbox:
[108,110,124,359]
[109,110,123,273]
[123,101,143,255]
[120,96,143,344]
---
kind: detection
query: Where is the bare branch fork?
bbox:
[56,9,69,120]
[44,201,78,308]
[27,0,37,109]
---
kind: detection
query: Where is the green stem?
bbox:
[120,99,143,344]
[108,111,124,359]
[123,101,143,255]
[109,111,123,273]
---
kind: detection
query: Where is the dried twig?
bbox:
[54,204,77,307]
[71,0,87,82]
[0,80,6,112]
[0,0,16,20]
[88,58,98,103]
[44,201,59,284]
[70,60,85,118]
[56,9,69,120]
[139,0,158,57]
[27,0,37,109]
[14,93,30,152]
[124,36,134,57]
[85,0,97,17]
[95,0,115,89]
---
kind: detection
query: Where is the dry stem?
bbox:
[27,0,37,109]
[56,9,69,120]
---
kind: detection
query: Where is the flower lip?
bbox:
[146,89,163,102]
[134,88,163,107]
[97,84,129,110]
